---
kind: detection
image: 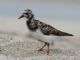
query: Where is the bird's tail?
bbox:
[59,31,74,36]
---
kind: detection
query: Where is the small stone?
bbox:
[0,48,2,51]
[10,38,13,40]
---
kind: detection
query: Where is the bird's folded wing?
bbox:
[37,21,73,36]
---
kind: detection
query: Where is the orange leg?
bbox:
[46,43,50,55]
[37,42,47,51]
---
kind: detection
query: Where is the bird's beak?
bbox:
[18,15,24,19]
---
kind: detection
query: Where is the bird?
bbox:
[18,9,73,55]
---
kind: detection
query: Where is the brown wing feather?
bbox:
[38,21,73,36]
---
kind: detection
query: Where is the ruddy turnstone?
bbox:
[18,9,73,55]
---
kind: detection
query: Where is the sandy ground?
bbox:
[0,32,80,60]
[0,17,80,60]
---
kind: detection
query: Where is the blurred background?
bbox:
[0,0,80,20]
[0,0,80,35]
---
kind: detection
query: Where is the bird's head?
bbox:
[18,9,33,19]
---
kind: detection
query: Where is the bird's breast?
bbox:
[26,20,38,31]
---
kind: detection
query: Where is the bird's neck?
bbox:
[27,14,35,21]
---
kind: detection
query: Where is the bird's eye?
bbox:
[23,13,27,14]
[25,13,28,15]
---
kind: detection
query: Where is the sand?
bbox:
[0,32,80,60]
[0,17,80,60]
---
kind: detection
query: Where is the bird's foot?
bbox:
[37,48,43,51]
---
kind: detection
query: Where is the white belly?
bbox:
[29,29,58,44]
